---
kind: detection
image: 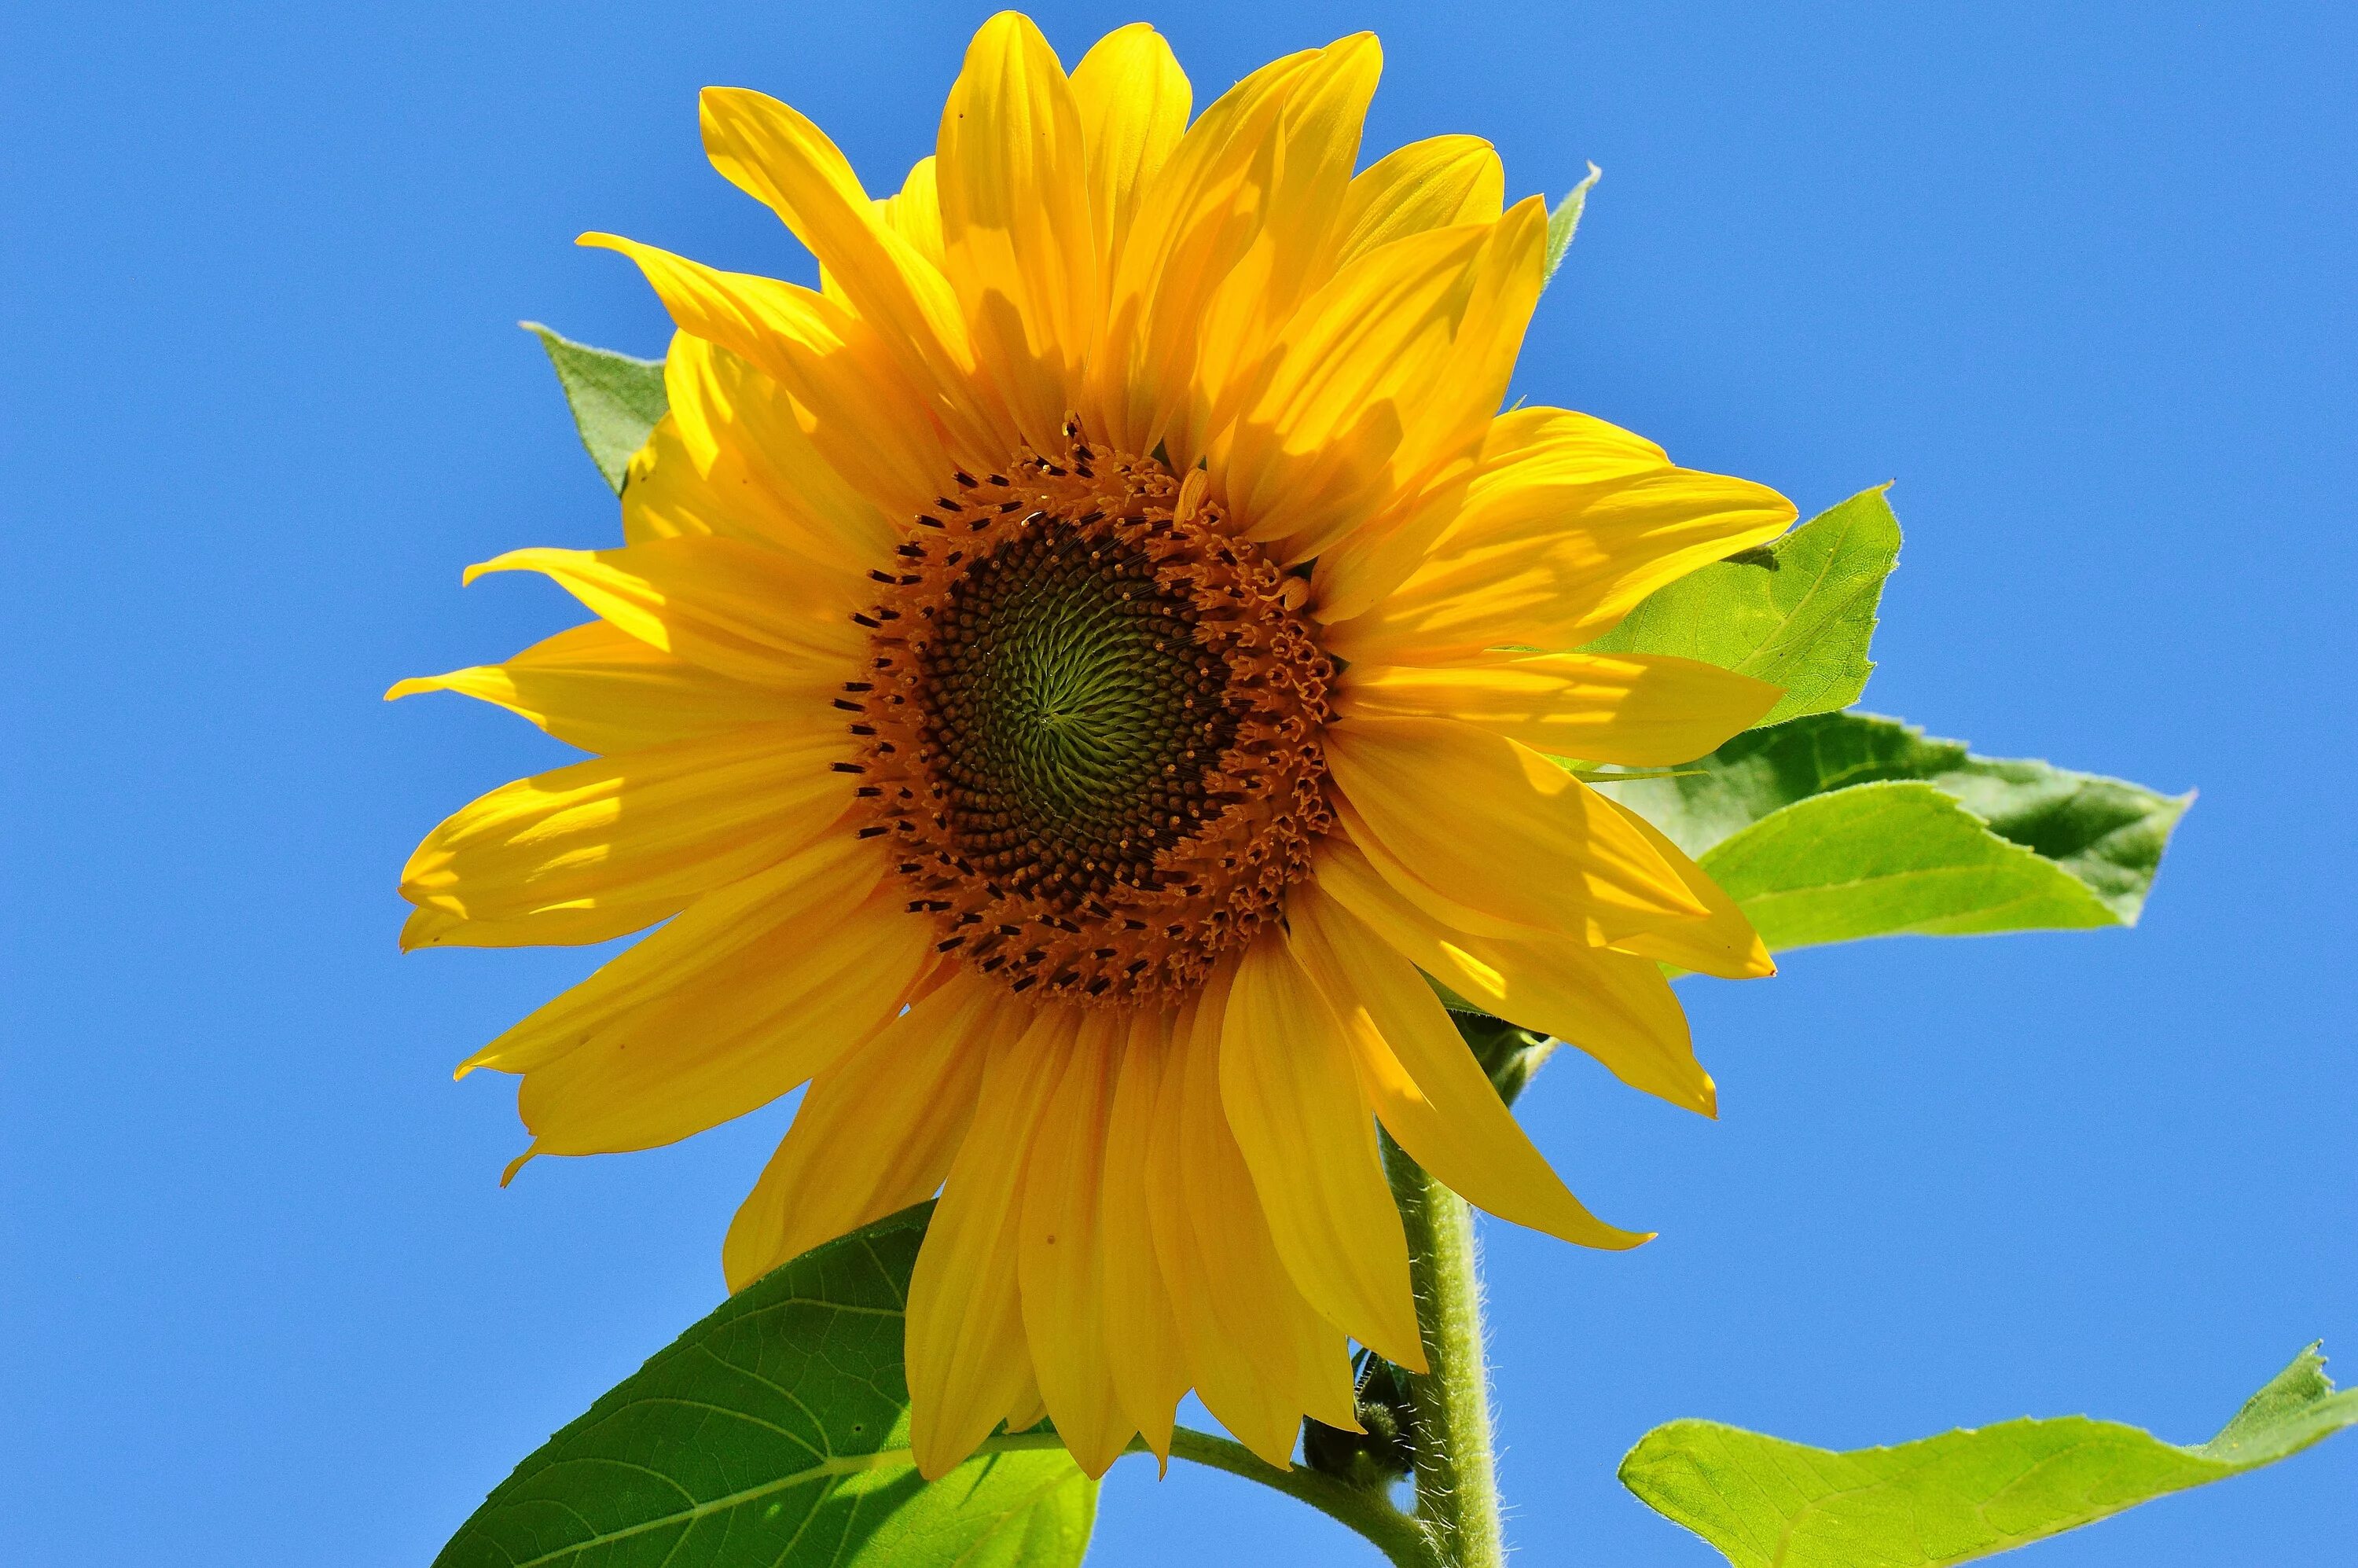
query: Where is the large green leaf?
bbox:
[524,321,669,494]
[1620,1343,2358,1567]
[435,1204,1095,1568]
[1587,487,1901,725]
[1602,712,2189,950]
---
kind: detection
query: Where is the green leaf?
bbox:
[523,321,669,494]
[434,1204,1096,1568]
[1619,1343,2358,1567]
[1586,486,1902,725]
[1542,163,1601,285]
[1601,711,2190,950]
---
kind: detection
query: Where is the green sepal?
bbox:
[433,1203,1094,1568]
[1604,711,2189,951]
[1620,1343,2358,1567]
[1302,1351,1421,1492]
[1542,163,1601,286]
[523,321,668,494]
[1587,485,1901,726]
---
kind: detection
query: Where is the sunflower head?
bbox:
[398,10,1794,1482]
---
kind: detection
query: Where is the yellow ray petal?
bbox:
[1097,1007,1188,1467]
[1325,714,1709,946]
[1216,218,1491,556]
[1600,795,1776,979]
[1147,977,1360,1464]
[1288,877,1650,1249]
[698,86,1003,459]
[1313,835,1716,1115]
[1016,1009,1133,1478]
[1328,792,1555,942]
[1334,134,1505,266]
[459,834,879,1075]
[387,619,806,756]
[875,156,947,273]
[400,897,682,953]
[400,722,854,924]
[464,537,862,694]
[1069,24,1190,303]
[1181,34,1384,456]
[1221,930,1423,1368]
[1003,1374,1051,1438]
[1307,198,1552,619]
[516,882,935,1156]
[908,1004,1074,1479]
[937,12,1100,447]
[578,233,955,519]
[721,971,999,1291]
[628,332,897,578]
[1140,989,1288,1462]
[1084,46,1317,455]
[1322,408,1795,665]
[1336,651,1780,767]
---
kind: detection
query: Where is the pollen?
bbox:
[850,422,1335,1004]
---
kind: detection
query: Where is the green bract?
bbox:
[1619,1346,2358,1567]
[524,321,668,494]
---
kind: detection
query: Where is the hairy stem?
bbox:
[1155,1427,1438,1567]
[1387,1135,1506,1568]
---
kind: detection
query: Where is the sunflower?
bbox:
[395,13,1792,1482]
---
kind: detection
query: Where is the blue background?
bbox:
[5,2,2352,1563]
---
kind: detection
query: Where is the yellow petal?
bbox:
[400,897,682,953]
[1287,876,1649,1248]
[875,156,948,272]
[1306,197,1552,619]
[1217,218,1491,557]
[463,537,862,693]
[721,971,998,1291]
[1096,1007,1188,1467]
[1069,24,1190,302]
[387,619,806,756]
[1325,715,1709,945]
[937,12,1100,446]
[628,332,897,578]
[1016,1009,1133,1477]
[1333,134,1504,266]
[698,86,1003,458]
[459,835,878,1074]
[1145,976,1360,1463]
[516,882,935,1156]
[1313,835,1716,1115]
[1084,46,1317,456]
[1221,930,1423,1369]
[1323,407,1795,666]
[908,1003,1072,1478]
[1336,651,1780,766]
[1600,795,1776,979]
[400,722,854,924]
[579,233,955,520]
[1181,35,1384,455]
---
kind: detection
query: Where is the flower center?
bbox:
[848,424,1334,1004]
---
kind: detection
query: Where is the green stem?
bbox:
[1155,1427,1439,1567]
[1387,1135,1506,1568]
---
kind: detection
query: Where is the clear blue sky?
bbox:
[4,2,2352,1563]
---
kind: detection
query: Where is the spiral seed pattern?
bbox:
[847,423,1334,1004]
